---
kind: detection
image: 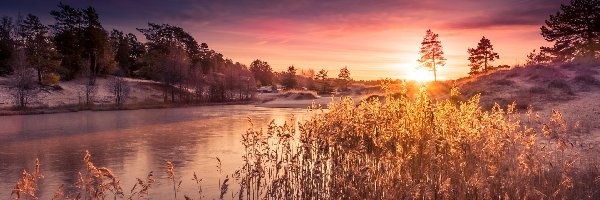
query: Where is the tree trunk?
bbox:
[37,67,42,85]
[89,50,97,86]
[484,52,488,71]
[432,52,437,82]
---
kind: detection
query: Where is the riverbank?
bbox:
[0,76,263,116]
[0,100,256,116]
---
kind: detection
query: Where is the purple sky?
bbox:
[0,0,568,80]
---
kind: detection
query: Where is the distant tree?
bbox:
[299,68,316,90]
[107,76,130,107]
[0,16,15,75]
[20,14,60,84]
[110,29,130,74]
[82,6,113,85]
[126,33,145,75]
[249,59,273,86]
[541,0,600,62]
[316,69,332,94]
[417,29,446,81]
[467,36,500,75]
[526,48,553,65]
[9,51,38,108]
[316,69,328,80]
[137,23,200,67]
[337,66,351,91]
[50,3,85,80]
[281,65,297,89]
[138,23,201,102]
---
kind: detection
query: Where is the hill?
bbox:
[456,63,600,142]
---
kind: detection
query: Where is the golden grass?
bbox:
[9,85,600,199]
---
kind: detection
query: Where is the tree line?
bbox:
[0,3,260,107]
[0,3,358,108]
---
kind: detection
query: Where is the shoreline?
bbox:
[0,100,257,116]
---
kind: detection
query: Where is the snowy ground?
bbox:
[0,76,164,109]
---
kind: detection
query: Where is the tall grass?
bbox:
[9,86,600,199]
[235,86,600,199]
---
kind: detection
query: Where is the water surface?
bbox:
[0,105,307,199]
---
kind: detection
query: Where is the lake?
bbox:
[0,105,308,199]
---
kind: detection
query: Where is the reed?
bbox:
[9,85,600,199]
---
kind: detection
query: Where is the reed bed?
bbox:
[9,86,600,199]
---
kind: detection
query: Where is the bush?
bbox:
[42,72,60,85]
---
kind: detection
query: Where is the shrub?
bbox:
[42,72,60,85]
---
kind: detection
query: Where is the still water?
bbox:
[0,105,308,199]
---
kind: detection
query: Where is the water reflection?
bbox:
[0,105,306,199]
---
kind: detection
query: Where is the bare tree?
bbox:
[9,51,38,108]
[107,76,130,107]
[79,80,97,107]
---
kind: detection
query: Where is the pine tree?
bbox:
[417,29,446,81]
[541,0,600,62]
[281,65,297,90]
[467,36,499,75]
[20,14,59,84]
[249,59,273,86]
[337,66,351,91]
[0,16,15,75]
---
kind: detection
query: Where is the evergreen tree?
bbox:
[467,36,499,75]
[281,65,297,89]
[316,69,331,94]
[541,0,600,62]
[110,29,132,75]
[417,29,446,81]
[337,66,351,91]
[50,3,85,80]
[0,17,15,75]
[249,59,273,86]
[20,14,59,84]
[82,6,112,85]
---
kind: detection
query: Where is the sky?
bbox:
[0,0,568,80]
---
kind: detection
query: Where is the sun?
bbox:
[406,67,433,82]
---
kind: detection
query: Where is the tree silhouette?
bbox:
[417,29,446,81]
[50,3,85,80]
[249,59,273,86]
[281,65,297,89]
[316,69,331,94]
[20,14,60,84]
[337,66,351,91]
[468,36,499,75]
[0,16,15,75]
[541,0,600,62]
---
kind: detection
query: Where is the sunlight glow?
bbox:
[406,67,434,82]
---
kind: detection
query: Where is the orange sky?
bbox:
[2,0,566,80]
